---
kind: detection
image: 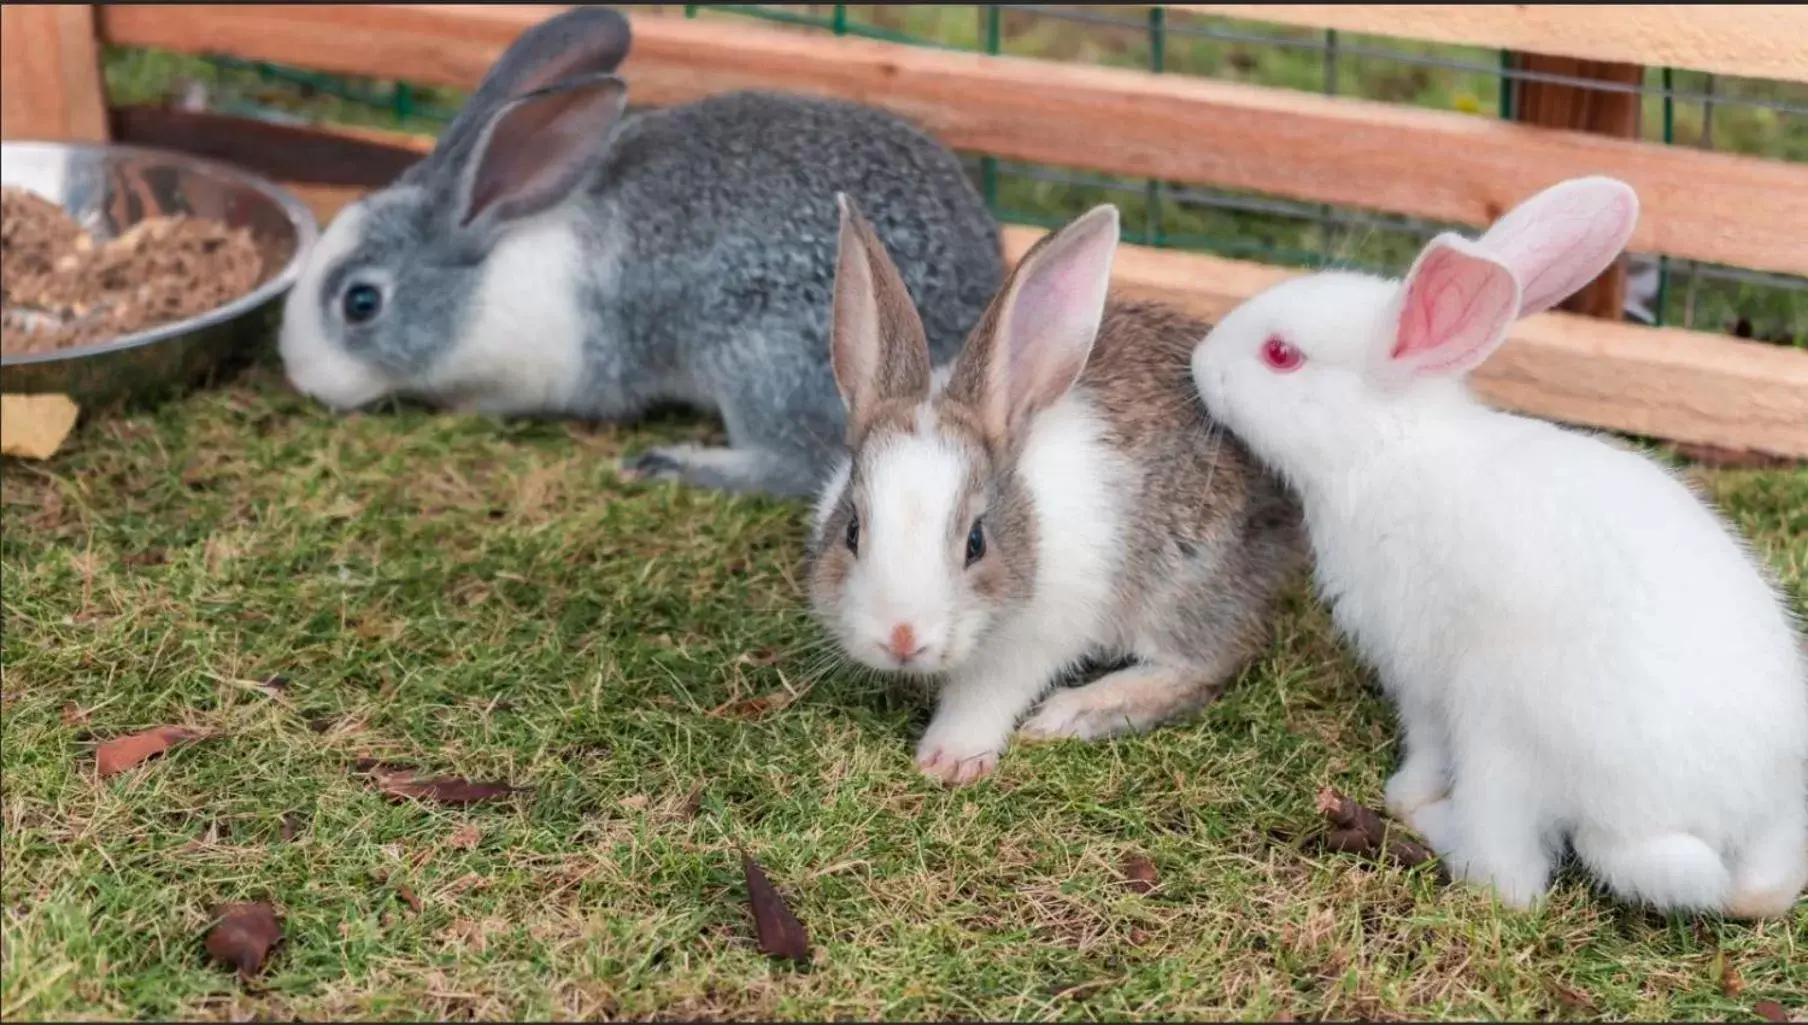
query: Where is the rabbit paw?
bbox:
[1017,664,1202,742]
[914,721,1004,786]
[617,444,817,497]
[1017,686,1133,742]
[618,448,687,483]
[1384,761,1451,822]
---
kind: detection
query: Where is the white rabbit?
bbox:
[1191,176,1808,917]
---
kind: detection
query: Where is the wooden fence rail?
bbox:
[97,5,1808,278]
[1182,6,1808,85]
[4,4,1805,456]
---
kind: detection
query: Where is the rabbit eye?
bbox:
[965,518,985,567]
[1261,335,1304,372]
[343,283,383,324]
[844,512,859,556]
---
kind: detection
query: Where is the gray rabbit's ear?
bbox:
[449,73,628,236]
[425,6,633,177]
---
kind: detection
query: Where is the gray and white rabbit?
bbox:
[805,197,1308,784]
[278,5,1003,498]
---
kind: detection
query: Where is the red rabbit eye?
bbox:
[1261,335,1305,372]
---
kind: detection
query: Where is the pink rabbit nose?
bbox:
[888,623,928,663]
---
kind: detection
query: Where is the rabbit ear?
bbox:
[1473,176,1639,317]
[425,6,632,177]
[1386,233,1522,378]
[830,193,932,442]
[449,73,627,235]
[947,204,1118,447]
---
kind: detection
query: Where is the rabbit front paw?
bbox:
[914,719,1005,786]
[1383,759,1451,821]
[618,447,687,483]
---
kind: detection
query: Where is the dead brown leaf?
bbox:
[1755,1000,1790,1023]
[447,823,482,851]
[204,902,282,981]
[1715,951,1745,998]
[95,725,209,777]
[354,762,522,805]
[1552,982,1597,1012]
[741,851,808,962]
[1315,787,1438,871]
[1120,853,1159,895]
[394,883,423,914]
[708,690,796,720]
[61,703,89,726]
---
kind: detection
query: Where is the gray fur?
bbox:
[291,7,1003,499]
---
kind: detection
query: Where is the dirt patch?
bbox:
[1,186,263,355]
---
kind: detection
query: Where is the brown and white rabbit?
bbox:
[805,197,1307,784]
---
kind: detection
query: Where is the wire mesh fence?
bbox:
[99,4,1808,345]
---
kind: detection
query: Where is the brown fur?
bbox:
[1077,301,1306,698]
[808,202,1307,746]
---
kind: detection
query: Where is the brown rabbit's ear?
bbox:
[830,193,932,444]
[946,204,1118,448]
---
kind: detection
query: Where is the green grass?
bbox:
[7,6,1808,1018]
[2,363,1806,1021]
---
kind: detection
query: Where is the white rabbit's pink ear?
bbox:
[949,205,1118,445]
[1474,176,1640,317]
[1387,234,1521,377]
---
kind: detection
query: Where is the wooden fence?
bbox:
[4,4,1806,458]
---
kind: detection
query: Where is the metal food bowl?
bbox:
[1,140,317,408]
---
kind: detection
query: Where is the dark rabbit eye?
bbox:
[343,283,383,324]
[965,518,986,567]
[845,512,860,555]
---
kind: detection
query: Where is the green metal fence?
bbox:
[101,4,1808,345]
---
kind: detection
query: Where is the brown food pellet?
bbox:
[1,186,264,356]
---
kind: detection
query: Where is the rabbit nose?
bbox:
[886,623,929,663]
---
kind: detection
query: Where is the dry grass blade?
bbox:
[94,726,208,777]
[741,852,809,962]
[203,902,282,981]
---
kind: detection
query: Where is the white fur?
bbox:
[279,200,395,409]
[833,391,1131,782]
[812,364,954,546]
[841,423,971,668]
[423,212,591,415]
[1192,242,1808,916]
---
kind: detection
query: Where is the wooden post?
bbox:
[1509,54,1644,319]
[1,4,109,142]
